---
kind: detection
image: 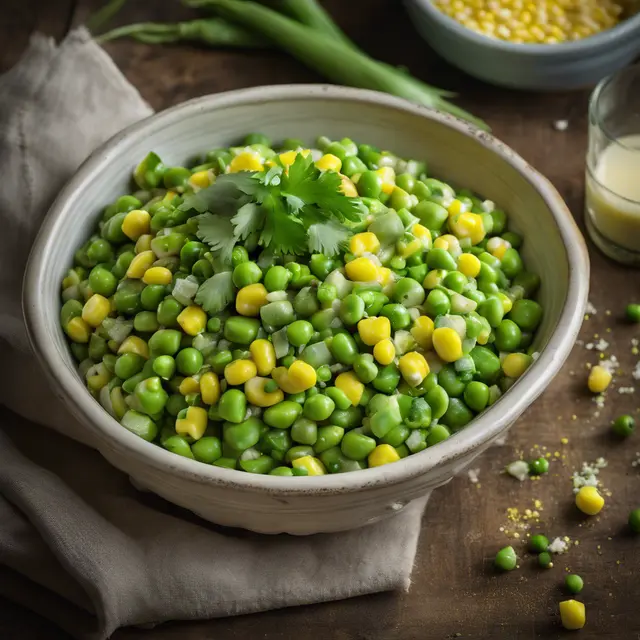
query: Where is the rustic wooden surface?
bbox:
[1,1,639,638]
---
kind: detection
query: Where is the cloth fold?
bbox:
[0,27,428,639]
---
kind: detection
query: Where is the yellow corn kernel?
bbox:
[433,236,450,251]
[135,234,153,253]
[250,339,276,376]
[335,371,364,406]
[559,600,586,631]
[122,209,151,240]
[423,269,445,290]
[412,224,432,248]
[315,153,342,172]
[175,406,208,440]
[450,212,485,245]
[110,386,127,420]
[358,316,391,346]
[350,232,380,256]
[189,170,213,189]
[377,266,393,286]
[236,283,268,316]
[447,199,464,216]
[245,376,284,407]
[345,256,379,282]
[229,151,264,173]
[117,335,150,359]
[87,364,111,393]
[398,237,423,259]
[126,250,156,279]
[287,360,317,392]
[271,366,299,394]
[575,486,604,516]
[143,266,173,286]
[179,376,201,396]
[502,353,531,378]
[497,291,513,313]
[398,351,429,387]
[411,315,435,349]
[278,149,310,168]
[487,236,511,259]
[373,338,396,365]
[340,174,358,197]
[164,190,177,203]
[587,365,612,393]
[368,443,401,467]
[225,359,258,386]
[177,305,207,336]
[66,316,91,343]
[292,455,327,476]
[375,167,396,195]
[82,294,111,327]
[432,327,463,362]
[199,371,221,405]
[457,253,481,278]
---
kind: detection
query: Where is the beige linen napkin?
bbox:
[0,28,429,640]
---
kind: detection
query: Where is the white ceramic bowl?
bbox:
[24,85,588,535]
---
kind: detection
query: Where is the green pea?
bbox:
[284,320,312,347]
[175,347,203,376]
[263,401,302,428]
[268,466,293,476]
[372,364,401,394]
[157,297,184,327]
[179,241,205,270]
[260,301,295,328]
[626,303,640,323]
[152,355,176,380]
[489,208,507,234]
[370,402,402,438]
[114,353,145,380]
[425,289,450,316]
[224,417,261,451]
[380,304,411,331]
[312,425,344,453]
[628,509,640,533]
[150,233,186,258]
[317,282,338,307]
[464,381,489,412]
[207,349,232,374]
[340,294,365,326]
[293,288,319,318]
[224,316,261,344]
[285,445,315,463]
[426,385,449,420]
[134,377,168,415]
[368,211,405,245]
[356,170,383,198]
[114,279,144,315]
[211,457,236,469]
[438,364,465,397]
[101,212,128,244]
[337,156,364,177]
[426,424,450,446]
[500,248,523,279]
[303,395,335,421]
[612,414,635,437]
[323,387,351,411]
[529,534,549,553]
[330,332,358,365]
[218,390,247,424]
[380,424,410,447]
[148,329,182,356]
[88,239,116,264]
[360,290,388,316]
[239,456,275,474]
[86,334,106,361]
[512,271,540,298]
[316,364,332,382]
[509,299,543,331]
[352,353,379,384]
[426,248,456,271]
[494,319,521,352]
[494,546,517,572]
[529,457,549,475]
[134,311,159,333]
[88,266,117,297]
[243,132,271,146]
[286,263,313,288]
[478,296,504,328]
[564,574,583,595]
[259,428,292,456]
[406,397,432,428]
[470,346,502,384]
[70,343,89,362]
[390,187,412,211]
[442,398,474,431]
[393,277,425,307]
[140,285,166,311]
[232,261,262,288]
[538,552,553,568]
[188,436,221,463]
[341,431,376,461]
[443,271,467,293]
[329,406,363,430]
[414,200,448,230]
[263,265,291,292]
[291,417,319,445]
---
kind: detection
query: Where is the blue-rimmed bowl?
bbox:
[405,0,640,91]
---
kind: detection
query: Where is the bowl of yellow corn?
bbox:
[24,85,588,534]
[405,0,640,90]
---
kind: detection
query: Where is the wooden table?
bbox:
[2,2,638,638]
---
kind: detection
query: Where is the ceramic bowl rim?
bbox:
[23,84,589,496]
[410,0,640,57]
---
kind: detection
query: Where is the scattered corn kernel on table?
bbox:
[2,0,639,638]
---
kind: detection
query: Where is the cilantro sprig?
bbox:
[182,153,364,267]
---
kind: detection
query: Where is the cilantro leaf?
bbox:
[196,213,235,265]
[307,221,351,257]
[260,196,306,255]
[195,271,235,315]
[181,173,259,215]
[231,203,264,240]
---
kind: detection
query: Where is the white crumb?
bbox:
[553,120,569,131]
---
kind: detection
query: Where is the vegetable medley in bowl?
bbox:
[60,133,543,476]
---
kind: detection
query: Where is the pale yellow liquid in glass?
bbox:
[586,134,640,252]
